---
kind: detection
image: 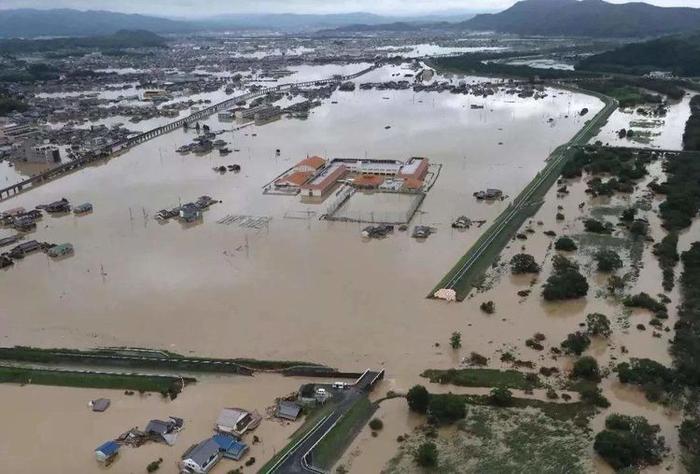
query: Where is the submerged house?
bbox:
[215,408,261,437]
[179,203,202,223]
[275,401,302,421]
[180,438,221,474]
[212,434,249,461]
[145,418,182,446]
[95,440,120,463]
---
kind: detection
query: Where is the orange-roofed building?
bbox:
[294,156,326,173]
[301,164,347,197]
[403,177,423,191]
[353,174,384,189]
[275,171,313,188]
[398,157,429,181]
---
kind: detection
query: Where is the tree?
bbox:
[561,332,591,355]
[480,301,495,314]
[584,218,612,234]
[630,220,649,237]
[607,275,625,295]
[555,236,578,251]
[428,394,466,423]
[407,385,430,414]
[489,386,513,407]
[680,418,700,454]
[586,313,612,337]
[594,414,666,471]
[450,331,462,349]
[621,207,637,222]
[510,253,541,274]
[415,441,438,468]
[573,356,600,381]
[369,418,384,430]
[552,254,579,273]
[542,269,589,301]
[595,249,623,272]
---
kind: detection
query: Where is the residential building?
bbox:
[215,408,261,437]
[180,438,221,474]
[275,401,302,421]
[95,441,120,463]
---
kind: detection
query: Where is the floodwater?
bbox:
[377,44,507,58]
[0,374,318,473]
[593,91,697,150]
[0,65,604,471]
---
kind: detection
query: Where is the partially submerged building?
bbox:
[180,438,221,474]
[95,440,120,463]
[212,434,249,461]
[275,400,302,421]
[300,163,348,197]
[215,408,261,437]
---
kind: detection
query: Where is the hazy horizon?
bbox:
[1,0,699,18]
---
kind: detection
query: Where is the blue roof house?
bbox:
[95,440,120,462]
[212,434,249,461]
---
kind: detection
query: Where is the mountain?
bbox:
[577,33,700,76]
[190,12,398,31]
[0,9,190,38]
[460,0,700,38]
[319,21,452,34]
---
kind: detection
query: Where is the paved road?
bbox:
[436,90,618,297]
[266,370,382,473]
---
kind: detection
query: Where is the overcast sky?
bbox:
[1,0,699,17]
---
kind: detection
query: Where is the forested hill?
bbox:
[460,0,700,38]
[577,34,700,76]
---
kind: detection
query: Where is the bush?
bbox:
[542,269,589,301]
[407,385,430,414]
[552,254,579,272]
[680,418,700,454]
[428,394,466,424]
[369,418,384,431]
[489,386,513,407]
[561,332,591,355]
[623,292,667,317]
[480,301,495,314]
[510,253,541,274]
[584,218,612,234]
[629,220,648,237]
[594,414,666,470]
[147,459,163,473]
[415,441,438,467]
[586,313,612,337]
[579,384,610,407]
[595,249,623,272]
[607,275,625,295]
[450,331,462,349]
[554,236,578,251]
[572,356,600,381]
[621,207,637,222]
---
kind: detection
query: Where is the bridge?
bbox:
[264,369,384,474]
[0,65,378,202]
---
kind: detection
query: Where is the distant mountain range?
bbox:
[577,33,700,76]
[0,9,190,38]
[0,8,477,38]
[460,0,700,38]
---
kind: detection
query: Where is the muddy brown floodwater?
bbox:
[0,65,605,472]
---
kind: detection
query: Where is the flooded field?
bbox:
[0,65,605,471]
[593,91,697,150]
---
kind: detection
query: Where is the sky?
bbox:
[1,0,699,17]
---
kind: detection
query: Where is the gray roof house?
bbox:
[276,401,302,421]
[180,438,221,474]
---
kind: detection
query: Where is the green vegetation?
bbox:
[684,95,700,151]
[561,146,651,182]
[429,394,467,424]
[421,368,542,390]
[560,332,591,356]
[510,253,541,274]
[616,358,677,403]
[311,397,376,470]
[554,236,578,251]
[0,366,191,397]
[0,94,27,114]
[369,418,383,431]
[655,151,700,230]
[594,414,667,471]
[623,292,668,318]
[595,249,623,272]
[0,346,324,374]
[674,243,700,386]
[0,62,59,83]
[543,256,589,301]
[146,458,163,472]
[480,301,495,314]
[572,356,600,382]
[414,441,439,468]
[584,218,612,234]
[586,313,612,338]
[407,385,430,414]
[653,232,679,291]
[488,387,514,407]
[577,33,700,77]
[575,77,683,106]
[450,332,462,349]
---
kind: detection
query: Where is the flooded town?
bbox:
[1,1,700,473]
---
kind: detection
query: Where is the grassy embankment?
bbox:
[421,368,542,391]
[429,86,616,300]
[0,365,192,393]
[310,397,377,470]
[0,346,325,374]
